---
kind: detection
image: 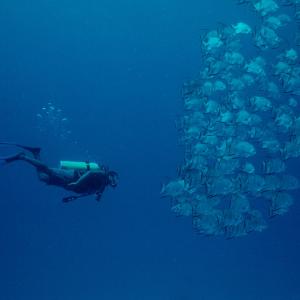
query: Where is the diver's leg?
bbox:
[20,155,51,173]
[1,151,57,185]
[0,152,25,164]
[21,157,60,185]
[20,145,41,159]
[0,142,41,159]
[0,152,51,173]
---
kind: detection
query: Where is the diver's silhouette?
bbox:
[0,142,118,202]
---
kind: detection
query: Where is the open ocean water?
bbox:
[0,0,300,299]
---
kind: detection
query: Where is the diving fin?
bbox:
[0,142,41,158]
[0,152,25,164]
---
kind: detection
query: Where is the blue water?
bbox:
[0,0,299,299]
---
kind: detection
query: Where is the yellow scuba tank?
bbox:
[60,161,100,171]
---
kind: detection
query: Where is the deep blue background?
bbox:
[0,1,299,299]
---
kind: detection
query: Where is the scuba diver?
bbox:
[0,142,119,203]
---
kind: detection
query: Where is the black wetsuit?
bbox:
[0,142,110,202]
[38,168,79,188]
[39,168,109,202]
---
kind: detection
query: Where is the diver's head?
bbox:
[107,171,119,188]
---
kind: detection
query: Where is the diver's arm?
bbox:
[62,193,90,203]
[68,170,106,190]
[95,184,106,201]
[68,171,94,189]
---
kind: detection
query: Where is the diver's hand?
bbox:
[62,195,78,203]
[95,192,102,202]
